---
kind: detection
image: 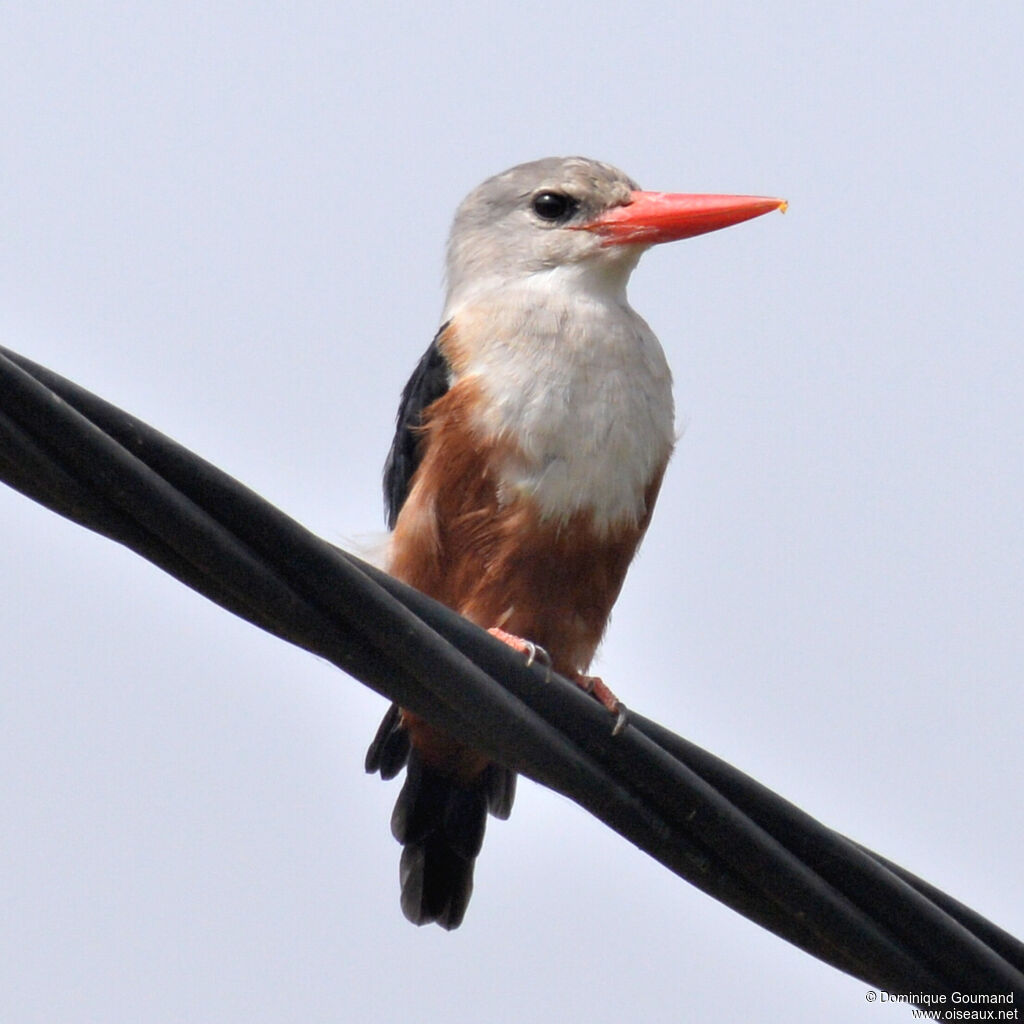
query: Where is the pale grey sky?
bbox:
[2,2,1022,1022]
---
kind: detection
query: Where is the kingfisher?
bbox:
[365,156,785,928]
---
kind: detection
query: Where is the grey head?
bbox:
[444,156,642,309]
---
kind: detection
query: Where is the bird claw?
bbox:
[611,703,629,736]
[487,627,552,681]
[525,641,552,672]
[575,673,629,736]
[487,630,626,733]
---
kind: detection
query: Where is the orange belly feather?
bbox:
[389,374,665,779]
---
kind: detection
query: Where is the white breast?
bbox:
[446,267,675,531]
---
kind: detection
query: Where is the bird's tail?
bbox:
[365,703,515,929]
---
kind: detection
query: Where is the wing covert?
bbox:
[383,323,453,529]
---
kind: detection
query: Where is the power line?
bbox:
[2,344,1022,1003]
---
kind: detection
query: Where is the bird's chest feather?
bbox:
[446,292,675,529]
[388,375,666,671]
[388,298,674,670]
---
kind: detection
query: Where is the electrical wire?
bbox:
[2,344,1022,1003]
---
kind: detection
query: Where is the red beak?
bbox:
[584,191,787,247]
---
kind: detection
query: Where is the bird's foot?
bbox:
[486,629,626,735]
[487,627,552,679]
[574,673,629,736]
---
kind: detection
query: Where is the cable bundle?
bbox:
[2,344,1021,1003]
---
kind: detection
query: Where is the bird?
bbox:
[365,156,785,929]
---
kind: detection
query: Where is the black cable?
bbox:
[2,344,1021,1003]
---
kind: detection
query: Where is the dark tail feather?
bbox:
[393,755,485,929]
[365,703,409,780]
[366,703,516,929]
[482,761,516,820]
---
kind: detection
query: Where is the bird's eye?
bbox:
[531,192,577,221]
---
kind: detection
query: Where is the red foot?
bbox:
[574,673,629,736]
[486,628,628,736]
[487,627,551,674]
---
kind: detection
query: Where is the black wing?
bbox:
[383,323,453,529]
